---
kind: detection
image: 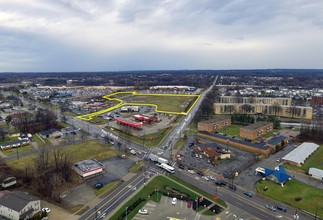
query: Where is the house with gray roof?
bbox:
[0,191,41,220]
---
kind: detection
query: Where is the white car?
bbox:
[42,207,51,213]
[202,176,210,181]
[171,197,177,205]
[138,209,148,215]
[188,169,194,174]
[207,175,215,180]
[130,150,136,155]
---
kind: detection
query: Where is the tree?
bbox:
[35,109,57,130]
[269,104,282,117]
[240,104,252,114]
[0,126,8,141]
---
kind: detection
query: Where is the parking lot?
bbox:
[178,135,256,180]
[133,196,255,220]
[61,156,135,207]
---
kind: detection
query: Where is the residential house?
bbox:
[0,191,41,220]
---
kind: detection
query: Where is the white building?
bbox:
[0,191,41,220]
[282,142,319,166]
[308,168,323,181]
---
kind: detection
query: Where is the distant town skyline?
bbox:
[1,0,323,72]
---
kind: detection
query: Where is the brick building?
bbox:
[198,116,231,132]
[240,121,273,141]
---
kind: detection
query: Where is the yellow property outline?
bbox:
[77,91,201,121]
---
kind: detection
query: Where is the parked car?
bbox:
[215,180,227,186]
[42,208,51,213]
[243,192,253,197]
[130,150,136,155]
[94,182,104,189]
[265,204,277,211]
[275,204,287,212]
[138,209,148,215]
[171,197,177,205]
[228,185,237,191]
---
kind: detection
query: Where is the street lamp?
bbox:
[126,207,128,220]
[196,197,199,211]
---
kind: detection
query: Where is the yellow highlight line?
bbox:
[77,91,200,121]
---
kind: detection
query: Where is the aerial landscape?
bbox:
[0,1,323,220]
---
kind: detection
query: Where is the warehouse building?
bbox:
[282,142,319,166]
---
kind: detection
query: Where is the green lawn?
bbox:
[124,95,196,113]
[7,140,120,170]
[110,175,225,220]
[216,124,241,137]
[256,180,323,218]
[284,145,323,173]
[2,145,34,156]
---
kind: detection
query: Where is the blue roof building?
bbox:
[264,166,291,186]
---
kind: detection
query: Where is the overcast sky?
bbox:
[1,0,323,72]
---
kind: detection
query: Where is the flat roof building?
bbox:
[308,168,323,181]
[73,158,105,178]
[282,142,319,166]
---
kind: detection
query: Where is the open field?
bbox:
[7,140,119,170]
[216,124,241,137]
[110,175,224,220]
[284,145,323,173]
[256,180,323,218]
[2,145,33,156]
[77,92,200,121]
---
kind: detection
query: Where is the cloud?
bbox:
[0,0,323,71]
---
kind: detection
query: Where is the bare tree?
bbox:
[269,104,282,117]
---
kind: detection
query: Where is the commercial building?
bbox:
[73,158,105,178]
[240,121,273,141]
[197,116,231,132]
[0,191,41,220]
[282,142,319,166]
[264,166,291,186]
[214,96,313,119]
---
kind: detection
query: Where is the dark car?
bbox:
[94,182,104,189]
[197,171,204,176]
[228,184,237,191]
[275,205,287,212]
[178,164,185,169]
[215,180,227,186]
[243,192,253,197]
